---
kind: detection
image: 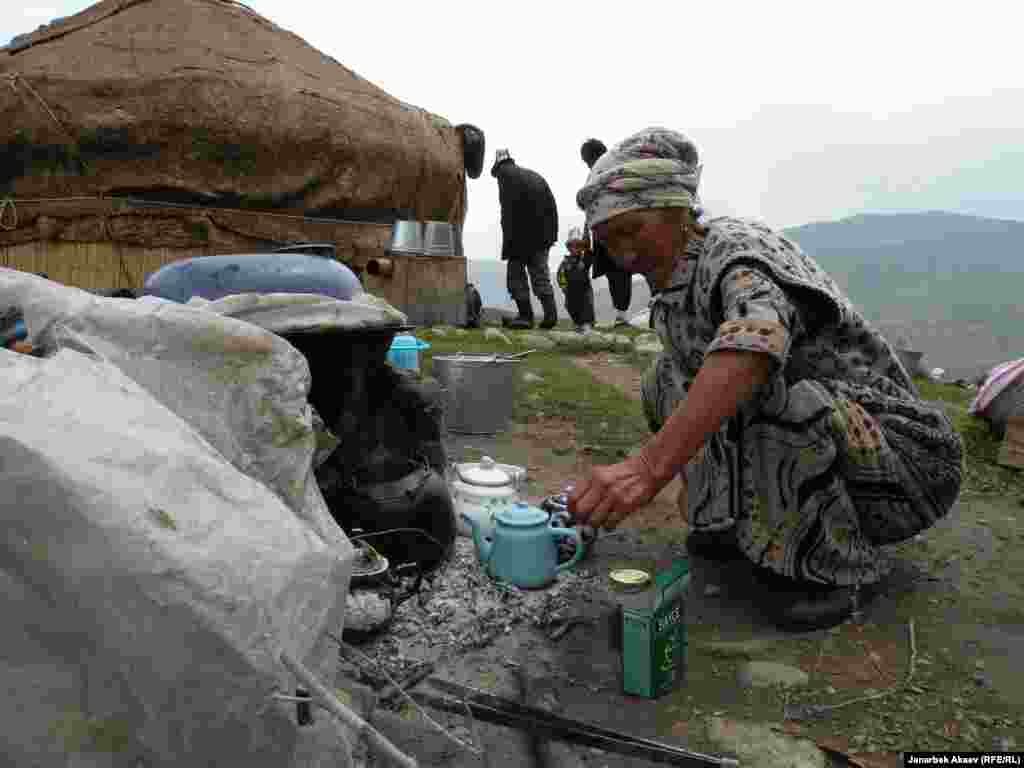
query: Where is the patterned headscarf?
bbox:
[576,127,702,229]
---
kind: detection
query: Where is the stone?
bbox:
[522,372,544,385]
[707,718,824,768]
[737,661,810,689]
[520,332,557,350]
[344,590,393,634]
[993,736,1017,751]
[548,331,583,346]
[635,336,664,355]
[484,328,513,345]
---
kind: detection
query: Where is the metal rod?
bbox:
[412,686,736,768]
[497,349,537,361]
[430,678,718,759]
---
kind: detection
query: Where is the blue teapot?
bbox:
[463,502,583,589]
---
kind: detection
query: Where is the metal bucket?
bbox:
[433,353,521,434]
[386,220,424,256]
[423,221,456,257]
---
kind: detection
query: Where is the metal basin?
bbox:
[386,220,425,256]
[423,221,456,257]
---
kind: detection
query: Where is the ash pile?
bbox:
[340,536,606,682]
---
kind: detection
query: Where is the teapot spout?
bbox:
[461,513,493,565]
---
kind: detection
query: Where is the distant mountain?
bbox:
[781,211,1024,381]
[467,211,1024,381]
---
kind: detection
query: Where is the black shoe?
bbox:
[503,316,534,330]
[539,296,559,329]
[686,529,744,561]
[753,569,859,631]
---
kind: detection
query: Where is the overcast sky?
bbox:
[6,0,1024,264]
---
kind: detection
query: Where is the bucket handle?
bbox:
[451,349,534,363]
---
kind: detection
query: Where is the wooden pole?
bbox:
[279,649,418,768]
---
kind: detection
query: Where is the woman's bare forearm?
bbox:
[639,350,774,486]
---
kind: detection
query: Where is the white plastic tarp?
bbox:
[185,291,408,335]
[0,269,358,767]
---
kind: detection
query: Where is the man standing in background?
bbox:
[464,282,483,329]
[579,138,633,327]
[491,149,559,330]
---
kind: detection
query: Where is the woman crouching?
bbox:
[568,127,963,631]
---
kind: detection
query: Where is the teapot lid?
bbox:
[495,502,547,527]
[456,456,513,487]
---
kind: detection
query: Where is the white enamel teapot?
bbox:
[450,456,523,540]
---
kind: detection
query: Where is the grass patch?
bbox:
[186,220,210,241]
[189,128,257,177]
[913,376,1023,496]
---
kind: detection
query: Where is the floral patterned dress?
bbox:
[641,217,963,587]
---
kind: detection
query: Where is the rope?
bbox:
[103,213,137,291]
[0,195,393,228]
[0,198,17,231]
[7,74,75,142]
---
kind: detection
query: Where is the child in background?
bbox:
[557,227,595,333]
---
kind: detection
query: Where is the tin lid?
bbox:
[609,568,651,589]
[390,334,419,349]
[455,456,514,488]
[495,502,548,528]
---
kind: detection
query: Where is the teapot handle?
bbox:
[551,526,584,573]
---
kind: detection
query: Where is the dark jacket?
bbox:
[589,237,615,280]
[494,162,558,260]
[465,283,483,323]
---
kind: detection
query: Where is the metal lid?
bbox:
[609,569,651,589]
[389,334,421,349]
[495,502,547,528]
[455,456,514,487]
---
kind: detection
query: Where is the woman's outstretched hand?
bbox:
[567,455,662,530]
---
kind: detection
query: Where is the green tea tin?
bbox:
[610,558,689,699]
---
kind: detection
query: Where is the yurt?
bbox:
[1,0,484,325]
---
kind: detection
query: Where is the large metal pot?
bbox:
[432,353,522,434]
